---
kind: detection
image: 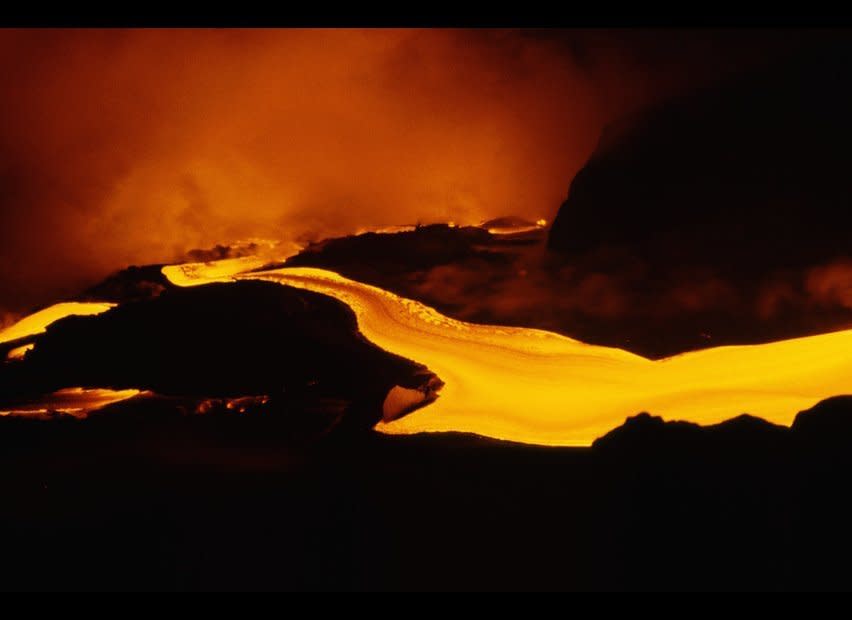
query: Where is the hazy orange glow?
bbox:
[2,29,798,317]
[0,29,612,316]
[0,302,115,345]
[163,259,852,446]
[0,387,142,417]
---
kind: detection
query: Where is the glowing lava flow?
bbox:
[0,387,143,418]
[6,343,34,360]
[0,302,115,345]
[161,256,275,288]
[163,262,852,446]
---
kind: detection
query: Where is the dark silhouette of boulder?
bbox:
[285,223,499,280]
[0,280,434,431]
[543,40,852,357]
[549,41,852,277]
[593,411,788,454]
[791,395,852,439]
[80,264,172,304]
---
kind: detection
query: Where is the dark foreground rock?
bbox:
[549,41,852,274]
[79,264,173,304]
[285,223,503,279]
[0,280,433,433]
[3,395,852,590]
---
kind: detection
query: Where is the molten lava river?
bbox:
[161,260,852,446]
[0,302,116,345]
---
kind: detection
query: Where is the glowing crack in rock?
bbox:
[481,216,548,236]
[163,259,852,446]
[195,395,270,415]
[355,225,418,236]
[0,387,144,418]
[486,224,547,235]
[6,343,35,360]
[0,302,116,345]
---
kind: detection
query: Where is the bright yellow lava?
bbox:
[0,387,143,418]
[0,302,116,345]
[162,256,275,288]
[164,261,852,446]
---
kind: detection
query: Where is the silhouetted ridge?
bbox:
[594,399,852,453]
[791,395,852,443]
[81,264,172,304]
[0,280,435,432]
[541,40,852,357]
[286,223,497,278]
[550,41,852,274]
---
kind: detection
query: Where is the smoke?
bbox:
[0,28,806,314]
[405,244,852,356]
[410,249,734,327]
[805,260,852,309]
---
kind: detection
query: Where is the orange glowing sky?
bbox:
[0,29,813,317]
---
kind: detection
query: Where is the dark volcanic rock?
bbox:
[0,280,433,430]
[592,412,788,453]
[80,264,172,304]
[549,41,852,275]
[543,41,852,356]
[285,223,498,279]
[4,388,852,590]
[594,398,852,456]
[592,412,703,450]
[791,395,852,447]
[6,393,852,590]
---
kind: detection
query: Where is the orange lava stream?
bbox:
[163,259,852,446]
[0,302,115,345]
[161,256,275,288]
[6,343,34,360]
[0,387,143,418]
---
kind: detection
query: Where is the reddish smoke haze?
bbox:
[0,28,806,316]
